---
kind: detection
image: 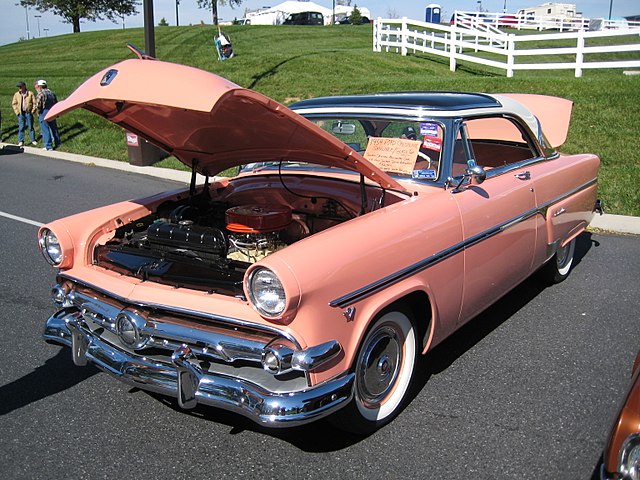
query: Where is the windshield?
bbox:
[240,118,444,182]
[311,118,443,181]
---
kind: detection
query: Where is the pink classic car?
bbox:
[39,54,601,433]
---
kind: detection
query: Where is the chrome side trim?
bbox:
[537,178,598,220]
[330,178,597,308]
[44,311,354,427]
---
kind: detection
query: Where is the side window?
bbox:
[456,117,538,171]
[381,121,444,180]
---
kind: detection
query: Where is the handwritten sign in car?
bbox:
[364,137,421,175]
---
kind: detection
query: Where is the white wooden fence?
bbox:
[373,17,640,78]
[451,10,640,33]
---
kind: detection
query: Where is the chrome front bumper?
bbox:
[44,310,354,427]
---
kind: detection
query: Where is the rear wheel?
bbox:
[540,238,576,284]
[331,309,417,434]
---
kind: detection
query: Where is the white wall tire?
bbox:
[331,309,417,434]
[541,238,576,284]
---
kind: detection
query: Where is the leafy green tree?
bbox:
[349,5,363,25]
[20,0,138,33]
[196,0,243,26]
[158,17,169,26]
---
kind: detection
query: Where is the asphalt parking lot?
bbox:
[1,149,639,479]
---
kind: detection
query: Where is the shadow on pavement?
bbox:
[0,347,98,416]
[0,145,25,156]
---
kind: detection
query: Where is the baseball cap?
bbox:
[37,79,47,86]
[16,81,26,88]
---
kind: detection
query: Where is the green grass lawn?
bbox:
[1,24,638,215]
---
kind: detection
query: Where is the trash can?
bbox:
[125,131,168,167]
[425,4,442,24]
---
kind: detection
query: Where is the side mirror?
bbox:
[449,159,486,193]
[466,159,486,185]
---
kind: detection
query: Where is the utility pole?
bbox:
[176,0,180,26]
[144,0,156,57]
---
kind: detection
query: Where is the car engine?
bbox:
[93,192,345,298]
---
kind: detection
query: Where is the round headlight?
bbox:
[620,433,640,480]
[248,268,286,318]
[39,228,63,266]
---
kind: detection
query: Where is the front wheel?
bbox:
[331,309,417,434]
[540,238,576,284]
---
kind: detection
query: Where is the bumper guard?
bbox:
[44,310,354,427]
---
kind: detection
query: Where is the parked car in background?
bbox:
[40,52,601,433]
[283,11,323,25]
[499,14,519,27]
[601,351,640,480]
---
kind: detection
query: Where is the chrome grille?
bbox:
[61,283,308,393]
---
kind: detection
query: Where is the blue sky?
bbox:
[1,0,637,45]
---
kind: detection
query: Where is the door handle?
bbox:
[514,171,531,180]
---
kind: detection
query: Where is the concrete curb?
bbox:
[589,214,640,236]
[2,142,639,236]
[1,142,197,184]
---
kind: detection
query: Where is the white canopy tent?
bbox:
[245,1,370,25]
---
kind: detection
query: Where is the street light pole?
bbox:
[34,14,41,37]
[608,0,613,20]
[43,28,49,37]
[176,0,180,27]
[16,3,31,40]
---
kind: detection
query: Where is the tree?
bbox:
[349,5,363,25]
[386,8,400,19]
[158,17,169,26]
[20,0,138,33]
[196,0,243,26]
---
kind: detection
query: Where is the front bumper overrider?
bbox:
[44,302,353,427]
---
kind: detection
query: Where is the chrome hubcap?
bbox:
[556,240,575,269]
[357,326,402,407]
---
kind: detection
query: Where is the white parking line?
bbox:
[0,210,44,227]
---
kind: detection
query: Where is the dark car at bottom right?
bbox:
[602,351,640,479]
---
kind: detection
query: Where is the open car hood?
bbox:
[46,58,405,191]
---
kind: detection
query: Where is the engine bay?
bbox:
[94,174,403,297]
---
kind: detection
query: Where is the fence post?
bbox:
[575,30,584,77]
[449,26,457,72]
[401,17,408,56]
[506,34,515,78]
[373,18,379,52]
